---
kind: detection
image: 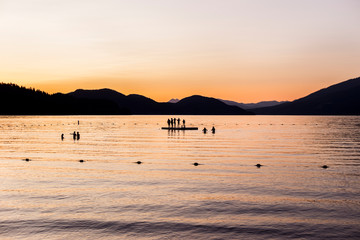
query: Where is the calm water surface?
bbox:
[0,116,359,239]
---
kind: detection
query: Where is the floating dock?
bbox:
[162,127,198,130]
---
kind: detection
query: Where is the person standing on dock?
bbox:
[73,131,76,140]
[167,119,170,127]
[183,119,185,128]
[177,118,180,126]
[76,132,80,140]
[170,118,173,128]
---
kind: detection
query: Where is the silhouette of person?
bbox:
[61,133,64,140]
[167,119,170,127]
[173,118,176,127]
[183,119,185,127]
[170,118,173,128]
[203,127,207,134]
[76,132,80,140]
[73,131,76,140]
[177,118,180,126]
[78,120,79,125]
[211,126,215,134]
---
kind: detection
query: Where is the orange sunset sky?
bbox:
[0,0,359,103]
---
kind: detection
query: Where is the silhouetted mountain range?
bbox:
[168,98,287,109]
[0,83,252,115]
[252,77,360,115]
[218,99,289,109]
[2,76,359,115]
[68,89,252,115]
[0,83,123,115]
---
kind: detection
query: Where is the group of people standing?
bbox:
[60,131,80,141]
[72,131,80,140]
[167,118,186,128]
[61,120,81,141]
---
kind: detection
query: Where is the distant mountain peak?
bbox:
[218,99,288,109]
[168,98,180,103]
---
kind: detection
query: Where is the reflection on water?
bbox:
[0,115,360,239]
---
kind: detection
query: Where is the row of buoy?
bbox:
[1,123,326,130]
[22,158,329,169]
[255,163,329,169]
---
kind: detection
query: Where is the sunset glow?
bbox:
[0,0,359,102]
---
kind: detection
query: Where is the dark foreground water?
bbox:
[0,116,359,239]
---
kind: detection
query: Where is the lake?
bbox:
[0,115,359,239]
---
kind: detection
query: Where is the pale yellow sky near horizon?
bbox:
[0,0,359,102]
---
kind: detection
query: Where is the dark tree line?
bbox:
[0,83,128,115]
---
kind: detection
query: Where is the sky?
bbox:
[0,0,359,103]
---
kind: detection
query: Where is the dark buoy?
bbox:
[193,162,199,166]
[255,163,262,168]
[79,160,85,163]
[322,165,328,169]
[136,161,142,164]
[24,158,31,162]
